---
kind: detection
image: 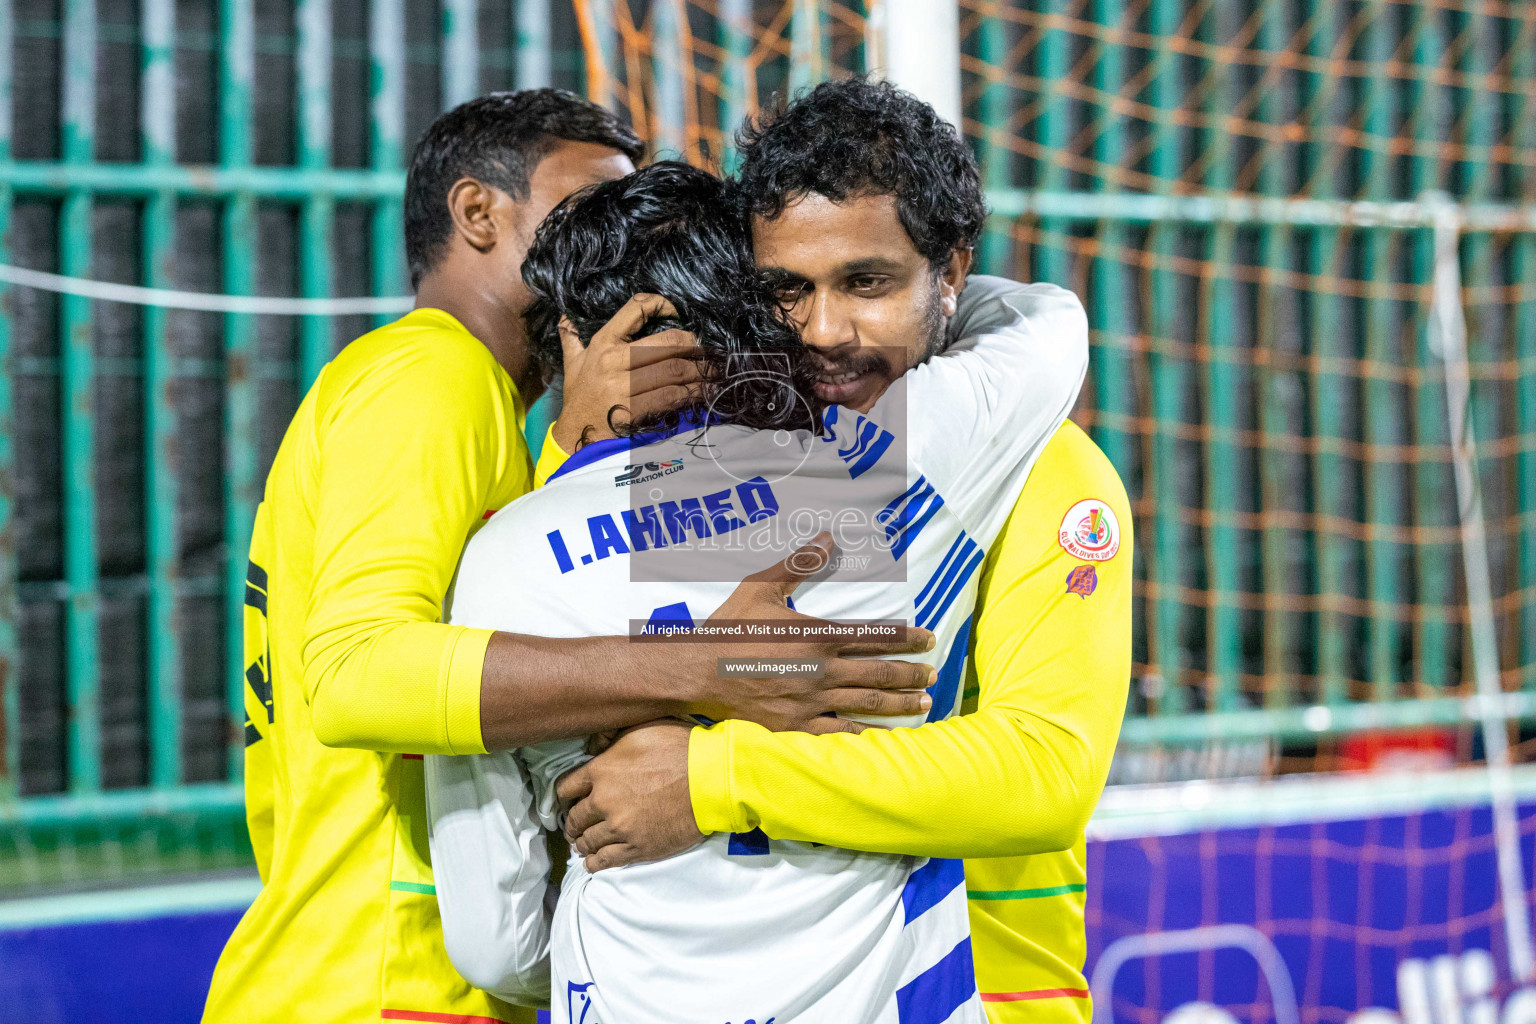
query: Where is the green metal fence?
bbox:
[0,0,585,887]
[584,0,1536,746]
[1,0,1535,890]
[955,0,1536,751]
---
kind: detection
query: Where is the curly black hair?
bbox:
[404,89,644,287]
[521,161,820,438]
[734,76,985,267]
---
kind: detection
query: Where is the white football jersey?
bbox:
[426,278,1088,1024]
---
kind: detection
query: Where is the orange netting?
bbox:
[572,0,1536,739]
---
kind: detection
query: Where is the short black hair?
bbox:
[734,76,986,266]
[522,161,818,438]
[404,89,644,287]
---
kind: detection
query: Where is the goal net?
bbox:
[1087,769,1536,1024]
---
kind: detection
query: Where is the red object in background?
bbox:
[1338,728,1457,772]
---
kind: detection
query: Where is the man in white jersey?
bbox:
[425,163,1086,1022]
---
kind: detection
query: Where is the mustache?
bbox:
[806,349,893,379]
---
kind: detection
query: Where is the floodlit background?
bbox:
[1,1,1535,1022]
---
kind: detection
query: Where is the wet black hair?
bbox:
[521,161,819,438]
[734,76,985,267]
[404,89,644,287]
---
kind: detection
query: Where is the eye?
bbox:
[771,281,808,304]
[848,275,888,292]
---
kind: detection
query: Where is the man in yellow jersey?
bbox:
[556,79,1130,1023]
[205,89,936,1024]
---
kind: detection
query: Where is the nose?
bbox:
[798,289,858,359]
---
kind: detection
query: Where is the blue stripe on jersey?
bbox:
[891,489,945,561]
[879,477,931,540]
[847,425,895,478]
[926,615,973,723]
[878,476,928,530]
[728,828,771,856]
[915,537,979,629]
[836,415,896,479]
[921,546,983,630]
[878,477,945,562]
[836,416,878,462]
[896,937,977,1024]
[901,857,965,925]
[915,535,966,611]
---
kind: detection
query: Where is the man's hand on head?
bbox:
[558,719,702,871]
[552,293,705,452]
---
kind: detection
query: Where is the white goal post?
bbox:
[866,0,962,129]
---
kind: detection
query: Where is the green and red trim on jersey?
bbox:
[981,988,1090,1002]
[382,1010,512,1024]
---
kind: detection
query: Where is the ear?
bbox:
[445,177,502,252]
[937,248,973,317]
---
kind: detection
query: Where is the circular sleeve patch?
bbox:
[1059,499,1121,561]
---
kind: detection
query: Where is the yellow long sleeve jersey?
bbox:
[204,309,536,1024]
[685,421,1132,1022]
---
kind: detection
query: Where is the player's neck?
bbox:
[414,273,545,403]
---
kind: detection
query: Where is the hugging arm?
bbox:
[426,752,557,1005]
[563,283,1115,868]
[302,303,935,760]
[689,424,1131,857]
[567,423,1131,866]
[873,276,1089,539]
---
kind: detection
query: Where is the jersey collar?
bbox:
[545,409,715,484]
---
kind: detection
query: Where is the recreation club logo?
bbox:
[615,459,685,487]
[1059,499,1121,562]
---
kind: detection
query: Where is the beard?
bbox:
[805,273,949,381]
[911,272,949,367]
[804,272,950,409]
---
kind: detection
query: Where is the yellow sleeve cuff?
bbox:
[443,626,493,755]
[534,426,569,489]
[687,721,744,834]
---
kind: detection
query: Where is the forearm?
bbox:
[307,620,489,754]
[479,632,689,749]
[307,624,693,754]
[686,422,1133,860]
[689,707,1102,859]
[302,326,532,756]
